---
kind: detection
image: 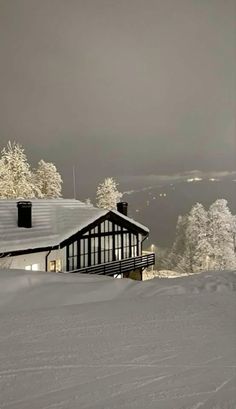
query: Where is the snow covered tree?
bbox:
[85,198,92,206]
[34,160,62,198]
[179,203,212,273]
[169,199,236,274]
[0,141,40,199]
[167,215,188,271]
[208,199,236,270]
[96,177,122,210]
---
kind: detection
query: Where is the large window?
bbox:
[67,220,140,271]
[68,241,78,270]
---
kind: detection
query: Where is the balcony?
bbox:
[69,253,155,277]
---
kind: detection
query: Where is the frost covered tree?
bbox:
[0,141,39,199]
[178,203,212,273]
[96,177,122,210]
[34,160,62,198]
[169,199,236,274]
[85,198,92,206]
[208,199,236,270]
[167,215,188,272]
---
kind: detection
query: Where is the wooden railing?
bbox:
[69,253,155,277]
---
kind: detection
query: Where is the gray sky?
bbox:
[0,0,235,197]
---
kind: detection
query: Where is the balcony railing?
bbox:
[68,253,155,277]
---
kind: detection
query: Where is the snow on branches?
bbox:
[34,160,62,198]
[96,177,122,210]
[0,141,63,199]
[169,200,236,273]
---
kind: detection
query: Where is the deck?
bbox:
[68,253,155,277]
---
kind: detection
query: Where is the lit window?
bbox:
[49,260,62,272]
[25,264,40,271]
[32,264,39,271]
[25,265,31,270]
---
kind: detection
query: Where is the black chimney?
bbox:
[117,202,128,216]
[17,201,32,228]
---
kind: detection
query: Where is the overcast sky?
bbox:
[0,0,235,197]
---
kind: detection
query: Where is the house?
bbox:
[0,199,155,279]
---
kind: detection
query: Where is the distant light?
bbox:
[187,177,203,182]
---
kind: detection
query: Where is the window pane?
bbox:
[104,235,112,250]
[49,261,56,272]
[115,235,121,248]
[69,258,74,271]
[91,237,95,252]
[124,247,129,258]
[131,234,137,246]
[115,249,122,260]
[132,246,137,257]
[25,265,31,270]
[94,237,99,251]
[103,220,108,232]
[101,252,105,264]
[80,255,84,269]
[84,238,88,253]
[80,240,84,254]
[74,242,77,256]
[84,254,88,267]
[94,252,98,264]
[69,244,73,256]
[31,263,39,271]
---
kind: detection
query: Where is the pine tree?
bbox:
[208,199,236,270]
[0,141,39,199]
[34,159,62,198]
[96,177,122,210]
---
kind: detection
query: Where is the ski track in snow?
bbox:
[0,269,236,409]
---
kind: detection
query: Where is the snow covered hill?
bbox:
[0,270,236,408]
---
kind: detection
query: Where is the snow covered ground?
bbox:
[0,269,235,409]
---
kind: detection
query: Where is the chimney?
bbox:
[117,202,128,216]
[17,201,32,228]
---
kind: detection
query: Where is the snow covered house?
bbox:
[0,199,155,278]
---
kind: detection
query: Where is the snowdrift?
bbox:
[0,269,235,409]
[1,269,235,312]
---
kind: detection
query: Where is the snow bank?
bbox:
[0,269,137,312]
[0,269,235,409]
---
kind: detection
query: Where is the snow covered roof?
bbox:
[0,199,149,253]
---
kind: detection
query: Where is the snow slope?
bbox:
[0,269,235,409]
